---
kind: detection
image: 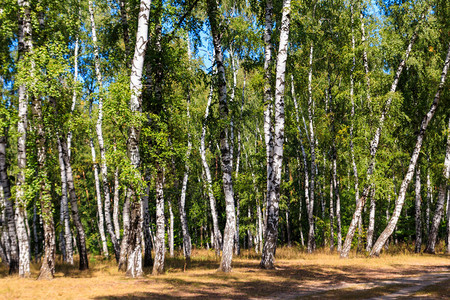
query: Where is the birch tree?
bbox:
[15,0,32,278]
[261,0,291,269]
[207,0,236,272]
[371,41,450,256]
[340,27,420,258]
[122,0,152,278]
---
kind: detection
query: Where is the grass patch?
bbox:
[0,248,448,299]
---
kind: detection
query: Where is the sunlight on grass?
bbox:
[0,247,448,299]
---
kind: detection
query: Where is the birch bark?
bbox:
[200,82,222,255]
[263,0,274,224]
[207,0,236,272]
[57,139,73,264]
[350,2,362,250]
[415,167,422,253]
[426,165,432,238]
[113,166,120,239]
[341,29,419,258]
[60,136,89,270]
[291,76,310,249]
[179,53,192,262]
[0,135,18,274]
[261,0,291,269]
[152,167,165,275]
[425,115,450,254]
[88,0,120,260]
[371,41,450,256]
[306,41,316,253]
[16,0,32,278]
[33,96,55,280]
[122,0,151,277]
[366,186,375,252]
[142,180,153,267]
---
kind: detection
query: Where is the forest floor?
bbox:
[0,247,449,299]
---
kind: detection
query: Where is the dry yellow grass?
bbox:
[0,247,448,299]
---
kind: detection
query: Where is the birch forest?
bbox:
[0,0,450,286]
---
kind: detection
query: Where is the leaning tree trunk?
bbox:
[122,0,152,278]
[415,167,422,253]
[207,0,236,272]
[340,29,419,258]
[260,0,291,269]
[371,41,450,256]
[16,0,32,278]
[200,77,222,256]
[152,167,165,275]
[57,139,73,264]
[33,97,56,280]
[0,135,19,274]
[425,116,450,254]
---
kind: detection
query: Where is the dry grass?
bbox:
[0,247,448,299]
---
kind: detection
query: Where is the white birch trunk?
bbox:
[57,139,73,264]
[90,136,108,257]
[350,2,362,250]
[152,167,165,275]
[263,0,274,228]
[446,189,450,254]
[261,0,290,269]
[371,42,450,256]
[291,76,310,249]
[16,0,31,278]
[113,166,120,239]
[0,134,19,273]
[141,180,152,267]
[200,81,222,256]
[179,92,192,262]
[426,115,450,254]
[341,30,419,258]
[426,165,432,238]
[333,159,342,252]
[415,167,422,253]
[168,198,174,258]
[306,41,316,253]
[330,178,334,250]
[88,0,119,260]
[59,136,89,270]
[366,186,376,252]
[208,0,236,272]
[122,0,151,277]
[33,95,56,280]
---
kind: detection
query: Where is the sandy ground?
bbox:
[0,249,449,299]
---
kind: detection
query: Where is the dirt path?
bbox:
[368,272,450,299]
[267,272,450,299]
